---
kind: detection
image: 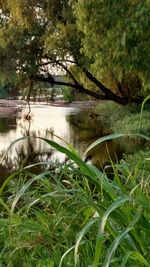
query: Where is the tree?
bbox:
[74,0,150,100]
[0,0,150,105]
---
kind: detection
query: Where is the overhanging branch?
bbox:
[34,74,107,100]
[55,60,78,84]
[82,68,127,104]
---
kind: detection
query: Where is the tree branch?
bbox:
[55,60,78,84]
[109,71,125,97]
[82,68,127,104]
[34,74,107,100]
[39,59,126,104]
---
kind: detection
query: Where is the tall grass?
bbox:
[0,134,150,267]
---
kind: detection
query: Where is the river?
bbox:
[0,103,135,183]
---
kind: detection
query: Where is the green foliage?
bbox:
[61,86,74,102]
[121,149,150,183]
[75,0,150,87]
[0,135,150,266]
[95,101,150,136]
[0,81,20,99]
[0,85,9,99]
[0,0,150,101]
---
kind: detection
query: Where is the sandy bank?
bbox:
[0,100,25,118]
[0,99,97,118]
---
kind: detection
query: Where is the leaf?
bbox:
[59,241,86,267]
[83,133,150,158]
[94,197,130,267]
[39,137,99,184]
[10,171,49,216]
[0,136,30,164]
[74,216,100,267]
[121,251,132,267]
[138,95,150,131]
[54,133,80,158]
[130,251,150,267]
[0,197,10,213]
[0,172,17,195]
[27,189,77,212]
[103,227,133,267]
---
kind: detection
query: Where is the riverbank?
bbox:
[52,100,97,108]
[0,100,96,118]
[92,101,150,179]
[93,101,150,136]
[0,99,25,118]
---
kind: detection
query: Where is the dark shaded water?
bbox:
[0,103,136,183]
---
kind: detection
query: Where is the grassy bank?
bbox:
[0,135,150,266]
[94,101,150,136]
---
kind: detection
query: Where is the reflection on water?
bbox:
[0,104,137,183]
[0,105,78,183]
[67,110,133,168]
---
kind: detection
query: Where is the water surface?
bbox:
[0,103,137,182]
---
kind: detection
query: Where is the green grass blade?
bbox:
[0,197,10,213]
[54,133,80,158]
[87,164,117,199]
[94,197,130,267]
[39,137,99,183]
[10,171,49,216]
[59,244,76,267]
[138,95,150,131]
[0,172,17,195]
[27,189,77,211]
[130,251,150,267]
[121,251,132,267]
[103,227,133,267]
[59,241,86,267]
[83,133,150,157]
[0,136,30,164]
[74,216,100,267]
[83,133,126,157]
[23,161,52,169]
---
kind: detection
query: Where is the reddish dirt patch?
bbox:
[0,100,24,118]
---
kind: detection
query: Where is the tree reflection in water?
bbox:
[0,118,56,185]
[66,110,133,169]
[0,107,138,185]
[0,117,17,133]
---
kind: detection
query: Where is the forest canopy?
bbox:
[0,0,150,104]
